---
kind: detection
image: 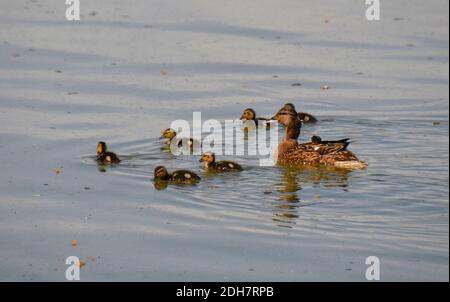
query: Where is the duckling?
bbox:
[96,142,121,164]
[160,128,199,151]
[271,106,367,169]
[154,166,201,184]
[240,108,270,127]
[199,152,243,172]
[283,103,318,123]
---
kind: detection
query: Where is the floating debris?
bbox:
[160,67,168,76]
[76,260,86,268]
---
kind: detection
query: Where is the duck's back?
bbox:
[278,142,365,168]
[97,152,121,164]
[214,161,243,171]
[171,170,201,182]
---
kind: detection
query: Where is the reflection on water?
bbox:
[271,167,351,228]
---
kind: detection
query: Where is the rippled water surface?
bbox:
[0,0,448,281]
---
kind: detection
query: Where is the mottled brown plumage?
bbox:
[154,166,201,183]
[240,108,270,128]
[272,107,367,169]
[199,152,243,172]
[160,128,200,152]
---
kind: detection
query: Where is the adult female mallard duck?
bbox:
[282,103,318,123]
[160,128,200,151]
[271,107,367,169]
[154,166,201,183]
[199,152,243,172]
[96,142,121,164]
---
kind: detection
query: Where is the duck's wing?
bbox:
[172,170,201,181]
[215,161,243,171]
[299,139,351,155]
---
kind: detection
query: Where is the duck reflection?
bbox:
[271,167,351,228]
[154,179,169,191]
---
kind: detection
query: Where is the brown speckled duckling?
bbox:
[240,108,270,127]
[272,107,367,169]
[199,152,243,172]
[96,142,121,164]
[283,103,318,123]
[160,128,198,150]
[154,166,201,183]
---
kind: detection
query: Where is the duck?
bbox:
[282,103,318,123]
[199,152,243,172]
[240,108,270,127]
[271,106,367,169]
[154,166,201,184]
[160,128,199,151]
[96,142,121,164]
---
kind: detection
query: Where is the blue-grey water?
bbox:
[0,0,448,281]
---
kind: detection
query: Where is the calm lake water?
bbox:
[0,0,448,281]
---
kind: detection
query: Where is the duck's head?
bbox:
[271,106,298,127]
[97,141,107,155]
[161,128,177,140]
[154,166,170,179]
[240,108,256,121]
[199,152,216,165]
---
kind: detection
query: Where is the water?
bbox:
[68,115,448,281]
[0,0,448,281]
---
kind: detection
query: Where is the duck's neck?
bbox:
[276,119,301,160]
[284,118,301,141]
